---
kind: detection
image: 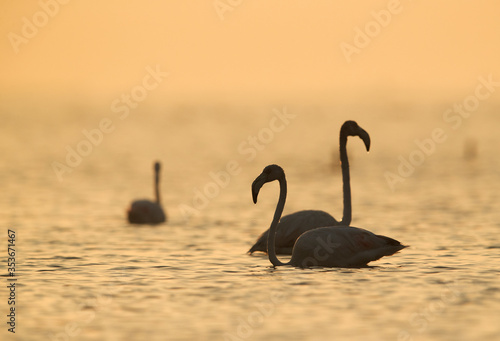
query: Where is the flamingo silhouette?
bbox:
[248,121,370,254]
[252,164,406,267]
[127,161,166,224]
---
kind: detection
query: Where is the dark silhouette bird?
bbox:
[127,161,166,224]
[248,121,370,254]
[252,164,406,268]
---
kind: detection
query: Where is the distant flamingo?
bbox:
[252,164,406,267]
[248,120,370,254]
[127,161,166,224]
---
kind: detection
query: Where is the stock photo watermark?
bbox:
[384,74,500,192]
[214,0,244,21]
[46,272,130,341]
[222,233,343,340]
[7,0,72,54]
[177,107,297,220]
[223,289,286,341]
[299,234,342,268]
[397,279,465,341]
[51,65,169,182]
[340,0,405,63]
[6,229,17,334]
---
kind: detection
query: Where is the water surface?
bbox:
[1,103,500,340]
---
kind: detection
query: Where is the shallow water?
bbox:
[1,102,500,340]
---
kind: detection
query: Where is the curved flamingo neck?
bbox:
[154,169,161,205]
[267,174,289,267]
[339,135,352,226]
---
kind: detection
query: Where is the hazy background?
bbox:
[2,3,500,341]
[1,1,500,105]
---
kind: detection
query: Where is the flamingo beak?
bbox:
[358,128,371,152]
[251,173,267,204]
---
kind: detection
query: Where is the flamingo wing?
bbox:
[248,210,338,254]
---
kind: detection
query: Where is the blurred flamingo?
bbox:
[127,161,166,224]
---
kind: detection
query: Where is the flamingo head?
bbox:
[341,120,371,152]
[154,161,161,173]
[251,164,285,204]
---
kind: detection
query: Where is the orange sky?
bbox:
[1,1,500,104]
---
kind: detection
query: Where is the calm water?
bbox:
[1,101,500,341]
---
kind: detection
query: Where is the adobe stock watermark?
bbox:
[298,234,342,268]
[177,107,296,220]
[340,0,404,63]
[223,289,286,341]
[397,279,466,341]
[214,0,243,21]
[7,0,72,54]
[51,65,169,182]
[384,74,500,191]
[222,232,343,339]
[46,272,131,341]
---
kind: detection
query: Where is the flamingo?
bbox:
[248,120,370,254]
[127,161,167,224]
[252,164,406,267]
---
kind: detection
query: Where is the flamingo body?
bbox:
[290,226,406,268]
[127,200,165,224]
[248,210,337,254]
